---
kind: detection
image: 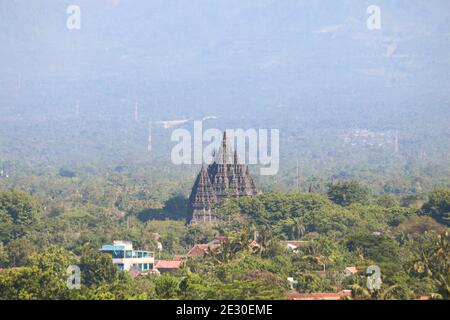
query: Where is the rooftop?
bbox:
[286,290,352,301]
[345,267,358,274]
[155,260,182,269]
[187,244,221,256]
[101,240,133,251]
[283,241,307,246]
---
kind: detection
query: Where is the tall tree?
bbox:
[79,246,126,287]
[0,190,39,240]
[422,188,450,226]
[327,181,369,206]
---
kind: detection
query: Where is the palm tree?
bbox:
[291,218,305,240]
[351,284,406,300]
[301,253,327,272]
[412,231,449,299]
[207,231,252,264]
[257,225,273,253]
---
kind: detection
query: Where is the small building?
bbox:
[100,240,155,272]
[287,277,298,290]
[187,244,221,257]
[155,260,182,274]
[344,266,358,277]
[282,241,307,251]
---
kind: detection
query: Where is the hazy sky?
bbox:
[0,0,449,167]
[1,0,449,120]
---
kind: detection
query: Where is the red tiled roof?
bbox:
[418,296,430,300]
[155,260,182,269]
[187,244,221,256]
[286,290,352,301]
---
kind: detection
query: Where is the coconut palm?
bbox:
[411,231,449,299]
[291,218,305,240]
[350,284,407,300]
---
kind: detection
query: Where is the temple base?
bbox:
[190,208,221,224]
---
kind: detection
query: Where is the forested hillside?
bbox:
[0,182,448,299]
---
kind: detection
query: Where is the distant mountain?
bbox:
[0,0,449,168]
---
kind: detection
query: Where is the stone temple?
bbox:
[188,131,259,224]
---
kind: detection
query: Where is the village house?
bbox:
[344,266,358,277]
[282,241,307,251]
[100,240,155,273]
[155,260,183,274]
[187,243,221,257]
[185,236,229,257]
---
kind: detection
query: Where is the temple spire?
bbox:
[189,164,216,216]
[222,131,228,164]
[189,130,259,224]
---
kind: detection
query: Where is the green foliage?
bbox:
[406,231,450,299]
[79,246,126,287]
[155,273,181,299]
[327,181,369,206]
[0,210,13,242]
[397,215,445,237]
[377,194,400,208]
[0,246,76,299]
[294,273,333,293]
[0,242,8,267]
[0,190,39,240]
[422,188,450,226]
[0,184,448,300]
[6,237,36,267]
[346,233,400,264]
[135,195,189,222]
[182,224,217,248]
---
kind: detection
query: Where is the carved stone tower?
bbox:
[188,131,259,224]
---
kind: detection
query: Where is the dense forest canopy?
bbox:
[0,183,448,300]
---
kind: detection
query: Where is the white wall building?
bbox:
[100,240,155,272]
